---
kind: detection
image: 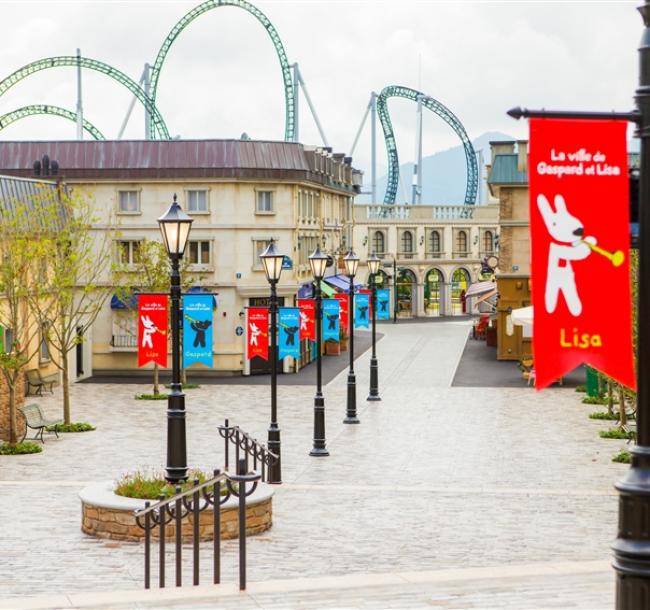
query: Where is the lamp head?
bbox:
[260,240,284,283]
[343,249,360,277]
[309,245,328,280]
[367,252,381,276]
[157,194,193,257]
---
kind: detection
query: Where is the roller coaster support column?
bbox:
[371,92,377,203]
[144,63,151,140]
[76,49,83,140]
[292,63,300,143]
[411,94,423,204]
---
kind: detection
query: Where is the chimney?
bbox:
[517,140,528,173]
[489,140,515,159]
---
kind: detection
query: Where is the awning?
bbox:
[474,289,498,306]
[511,306,533,327]
[464,280,497,298]
[323,274,363,293]
[110,293,138,310]
[297,282,337,298]
[320,281,336,297]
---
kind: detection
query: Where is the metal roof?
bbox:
[488,154,527,185]
[0,174,58,211]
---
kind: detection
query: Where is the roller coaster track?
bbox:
[0,105,105,140]
[0,56,170,139]
[377,86,478,205]
[149,0,294,141]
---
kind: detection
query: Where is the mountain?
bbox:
[356,131,514,205]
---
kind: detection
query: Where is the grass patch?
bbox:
[575,385,586,393]
[47,422,95,432]
[599,428,635,440]
[135,393,169,400]
[613,450,632,464]
[115,470,229,500]
[588,411,620,421]
[0,441,43,455]
[582,395,609,405]
[165,383,200,389]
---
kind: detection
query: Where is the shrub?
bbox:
[575,385,587,393]
[114,470,230,500]
[0,441,43,455]
[588,411,619,421]
[135,393,169,400]
[47,422,95,432]
[165,383,200,389]
[599,428,635,440]
[582,396,609,405]
[613,450,631,464]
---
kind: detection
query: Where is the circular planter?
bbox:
[79,481,273,543]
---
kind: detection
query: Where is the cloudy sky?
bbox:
[0,0,641,184]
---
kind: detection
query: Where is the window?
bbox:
[254,239,272,267]
[117,240,142,265]
[401,231,413,253]
[483,230,494,253]
[39,322,50,363]
[456,231,468,256]
[256,191,274,213]
[118,190,139,213]
[372,231,385,256]
[2,328,13,353]
[188,240,211,266]
[187,190,208,213]
[429,230,441,255]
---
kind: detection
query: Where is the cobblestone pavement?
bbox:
[0,320,626,608]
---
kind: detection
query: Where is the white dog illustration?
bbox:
[299,311,309,332]
[537,194,596,316]
[249,322,262,346]
[140,315,158,348]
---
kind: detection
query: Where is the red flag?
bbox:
[334,293,349,331]
[529,118,635,390]
[297,299,315,341]
[357,288,373,318]
[246,308,269,361]
[137,295,168,367]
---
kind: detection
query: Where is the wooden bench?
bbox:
[25,369,55,396]
[19,404,63,443]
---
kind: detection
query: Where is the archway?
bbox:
[451,268,471,316]
[396,268,416,318]
[424,268,443,317]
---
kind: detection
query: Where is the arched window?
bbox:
[429,230,441,256]
[456,230,468,257]
[424,268,442,316]
[372,231,385,256]
[401,230,413,259]
[483,230,494,254]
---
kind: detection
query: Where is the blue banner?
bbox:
[182,294,213,368]
[354,292,370,329]
[278,307,301,360]
[376,289,390,320]
[322,299,340,342]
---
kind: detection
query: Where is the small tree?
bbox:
[27,188,115,425]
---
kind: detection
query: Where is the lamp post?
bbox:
[343,249,360,424]
[157,194,193,484]
[367,253,381,401]
[309,246,329,456]
[260,240,285,483]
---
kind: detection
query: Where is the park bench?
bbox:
[624,422,637,444]
[25,368,55,396]
[19,403,62,443]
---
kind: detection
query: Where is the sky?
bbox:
[0,0,642,187]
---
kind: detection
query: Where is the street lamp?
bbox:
[343,249,360,424]
[260,240,285,483]
[309,246,329,456]
[157,194,193,483]
[367,253,381,402]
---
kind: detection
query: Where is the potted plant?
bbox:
[325,338,340,356]
[339,327,349,351]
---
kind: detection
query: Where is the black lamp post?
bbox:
[367,253,381,402]
[309,246,329,456]
[343,249,360,424]
[157,194,193,484]
[260,240,285,484]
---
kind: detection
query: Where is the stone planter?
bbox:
[79,481,273,543]
[325,340,340,356]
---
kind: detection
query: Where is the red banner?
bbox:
[529,118,635,390]
[297,299,315,341]
[137,295,168,367]
[357,288,373,318]
[335,293,349,331]
[246,308,269,361]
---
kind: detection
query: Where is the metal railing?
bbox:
[111,334,138,348]
[218,419,279,484]
[134,461,260,591]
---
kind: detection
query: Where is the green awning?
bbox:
[320,281,336,297]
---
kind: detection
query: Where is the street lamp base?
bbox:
[309,446,330,457]
[367,394,382,402]
[343,416,360,424]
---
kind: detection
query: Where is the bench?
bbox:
[19,404,63,443]
[25,369,55,396]
[624,422,637,444]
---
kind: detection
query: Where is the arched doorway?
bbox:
[451,268,471,316]
[396,269,416,317]
[424,269,443,316]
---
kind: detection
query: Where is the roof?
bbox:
[0,174,58,211]
[488,154,527,185]
[0,140,357,193]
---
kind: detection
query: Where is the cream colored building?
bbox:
[353,203,500,317]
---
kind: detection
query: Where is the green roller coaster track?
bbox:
[149,0,294,141]
[377,86,478,205]
[0,105,105,140]
[0,56,170,139]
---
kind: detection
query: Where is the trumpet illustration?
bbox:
[581,240,625,267]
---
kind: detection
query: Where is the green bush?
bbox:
[47,422,95,432]
[114,470,230,500]
[599,428,635,440]
[0,441,43,455]
[588,411,620,421]
[613,450,632,464]
[135,393,169,400]
[575,385,587,393]
[165,383,200,389]
[582,396,609,405]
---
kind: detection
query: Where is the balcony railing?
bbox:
[361,204,476,221]
[397,251,415,260]
[452,251,470,259]
[111,334,138,348]
[425,251,444,259]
